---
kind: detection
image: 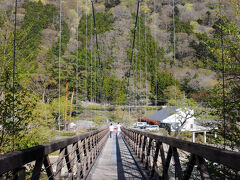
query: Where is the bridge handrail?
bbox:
[122,127,240,179]
[0,127,109,179]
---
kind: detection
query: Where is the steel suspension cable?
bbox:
[172,0,177,124]
[76,0,79,118]
[138,5,142,119]
[90,5,94,120]
[121,0,140,122]
[154,0,157,107]
[85,0,88,100]
[127,0,140,95]
[91,1,97,115]
[144,0,148,115]
[91,0,107,124]
[58,0,62,135]
[90,0,93,120]
[90,24,93,102]
[91,0,102,102]
[12,0,18,151]
[219,0,226,150]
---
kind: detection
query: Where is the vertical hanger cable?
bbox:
[172,0,177,123]
[12,0,18,151]
[58,0,62,135]
[219,0,226,150]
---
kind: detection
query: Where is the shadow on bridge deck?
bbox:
[87,135,144,180]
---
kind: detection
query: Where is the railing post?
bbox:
[76,140,83,179]
[55,148,66,179]
[162,146,172,180]
[64,147,73,175]
[151,141,160,177]
[86,137,91,170]
[92,134,97,160]
[136,134,140,156]
[159,142,166,177]
[43,155,55,180]
[13,167,26,180]
[31,157,44,180]
[172,147,183,179]
[133,132,136,152]
[97,133,100,153]
[183,154,196,180]
[82,139,87,177]
[89,135,93,165]
[141,136,147,162]
[68,142,78,179]
[196,156,211,180]
[139,135,143,159]
[129,131,132,148]
[145,138,153,170]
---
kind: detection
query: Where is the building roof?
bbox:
[147,106,178,122]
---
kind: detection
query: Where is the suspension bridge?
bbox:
[0,128,239,179]
[0,0,239,179]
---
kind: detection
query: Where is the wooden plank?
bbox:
[122,128,240,171]
[43,155,55,180]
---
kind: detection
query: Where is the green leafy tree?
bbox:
[127,14,165,105]
[163,85,183,101]
[150,71,175,105]
[103,76,127,104]
[50,96,76,131]
[0,2,59,153]
[0,82,37,153]
[193,13,240,150]
[18,101,55,149]
[77,12,114,103]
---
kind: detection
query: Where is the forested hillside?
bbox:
[0,0,239,152]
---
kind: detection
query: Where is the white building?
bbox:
[147,107,195,131]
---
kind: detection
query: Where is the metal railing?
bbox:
[0,128,108,179]
[122,127,240,179]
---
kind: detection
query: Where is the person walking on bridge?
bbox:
[109,123,114,138]
[117,122,121,137]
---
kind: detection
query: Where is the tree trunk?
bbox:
[42,89,45,103]
[69,88,75,120]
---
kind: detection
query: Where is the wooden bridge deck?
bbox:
[87,135,144,180]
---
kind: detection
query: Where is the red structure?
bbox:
[138,117,160,125]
